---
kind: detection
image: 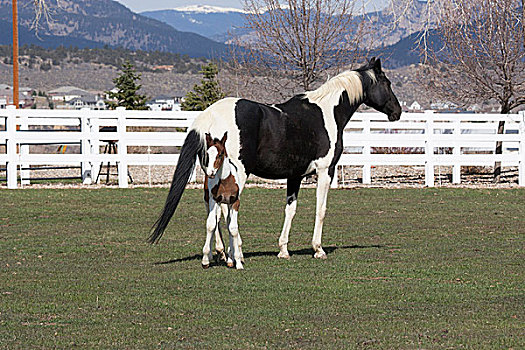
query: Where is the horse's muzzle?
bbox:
[388,110,401,121]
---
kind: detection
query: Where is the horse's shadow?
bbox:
[154,244,384,265]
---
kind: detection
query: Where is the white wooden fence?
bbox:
[1,106,524,189]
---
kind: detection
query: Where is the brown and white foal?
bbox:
[202,132,243,269]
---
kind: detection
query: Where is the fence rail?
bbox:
[1,106,524,189]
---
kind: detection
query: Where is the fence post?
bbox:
[519,111,525,187]
[19,113,30,185]
[90,113,101,184]
[116,107,128,188]
[6,105,17,189]
[424,110,435,187]
[452,117,461,184]
[80,108,92,185]
[362,115,372,184]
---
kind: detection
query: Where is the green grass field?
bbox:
[1,188,523,349]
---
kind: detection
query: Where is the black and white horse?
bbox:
[149,58,402,260]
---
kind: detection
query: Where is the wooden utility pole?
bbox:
[12,0,19,108]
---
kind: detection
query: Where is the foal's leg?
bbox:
[278,178,302,259]
[228,200,243,270]
[205,179,226,262]
[214,211,227,262]
[312,168,331,259]
[202,200,220,268]
[222,203,243,263]
[221,204,235,268]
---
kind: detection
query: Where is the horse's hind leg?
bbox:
[312,168,330,259]
[278,178,302,259]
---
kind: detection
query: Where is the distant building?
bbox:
[408,101,422,111]
[430,101,458,111]
[0,87,33,109]
[146,95,182,111]
[49,86,91,102]
[153,65,174,71]
[60,95,106,110]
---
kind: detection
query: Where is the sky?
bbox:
[115,0,389,13]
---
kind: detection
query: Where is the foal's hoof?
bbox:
[216,251,227,262]
[277,251,290,259]
[202,264,210,269]
[313,250,327,260]
[227,261,235,268]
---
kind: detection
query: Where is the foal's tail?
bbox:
[148,129,204,244]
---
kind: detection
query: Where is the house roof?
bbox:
[69,95,99,104]
[49,86,89,95]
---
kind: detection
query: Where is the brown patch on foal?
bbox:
[211,174,239,205]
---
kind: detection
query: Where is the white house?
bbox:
[63,95,106,110]
[408,101,422,111]
[146,95,179,111]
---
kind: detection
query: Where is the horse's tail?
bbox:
[148,129,204,244]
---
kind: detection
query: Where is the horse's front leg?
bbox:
[228,200,243,270]
[312,168,331,259]
[278,177,302,259]
[222,203,243,263]
[202,200,220,268]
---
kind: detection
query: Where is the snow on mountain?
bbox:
[172,5,247,14]
[141,6,247,42]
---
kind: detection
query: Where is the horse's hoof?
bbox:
[227,261,234,268]
[236,263,244,270]
[202,263,210,269]
[216,251,227,262]
[313,250,327,260]
[277,251,290,259]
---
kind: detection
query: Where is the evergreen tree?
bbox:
[106,60,148,110]
[181,62,225,111]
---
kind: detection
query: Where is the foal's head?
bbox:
[205,132,228,178]
[360,57,402,121]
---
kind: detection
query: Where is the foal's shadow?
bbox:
[153,244,384,265]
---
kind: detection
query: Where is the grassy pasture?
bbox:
[0,188,523,349]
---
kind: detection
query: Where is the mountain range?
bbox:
[0,0,228,57]
[0,0,433,66]
[141,5,247,42]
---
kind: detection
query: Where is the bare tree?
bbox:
[31,0,54,30]
[230,0,370,100]
[389,0,525,181]
[427,0,524,180]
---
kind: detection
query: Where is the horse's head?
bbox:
[205,132,228,179]
[361,58,402,121]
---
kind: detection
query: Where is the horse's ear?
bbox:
[368,57,376,66]
[205,133,213,146]
[373,58,382,72]
[220,131,228,145]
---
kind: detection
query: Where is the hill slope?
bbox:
[0,0,227,57]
